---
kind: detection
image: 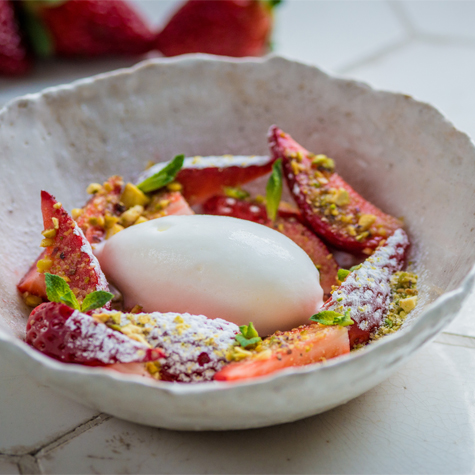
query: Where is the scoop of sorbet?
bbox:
[96,215,324,335]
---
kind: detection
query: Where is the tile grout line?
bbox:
[33,413,112,460]
[336,37,413,75]
[435,332,475,350]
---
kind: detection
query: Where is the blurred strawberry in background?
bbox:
[0,0,31,75]
[0,0,282,77]
[157,0,282,57]
[21,0,155,57]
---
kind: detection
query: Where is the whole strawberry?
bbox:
[156,0,281,58]
[0,0,31,75]
[23,0,155,57]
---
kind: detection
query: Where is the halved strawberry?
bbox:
[37,191,109,303]
[137,155,274,206]
[321,229,410,348]
[0,0,31,76]
[156,0,279,58]
[214,323,349,382]
[203,195,338,296]
[23,0,155,57]
[76,176,123,243]
[26,302,163,365]
[268,126,403,254]
[17,250,47,304]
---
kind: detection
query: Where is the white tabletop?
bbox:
[1,1,475,473]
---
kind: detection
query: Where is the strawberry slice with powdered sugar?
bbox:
[37,191,109,304]
[26,302,163,365]
[268,126,403,254]
[137,155,274,206]
[203,195,338,296]
[322,228,410,348]
[214,323,350,382]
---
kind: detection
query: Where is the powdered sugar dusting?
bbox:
[64,311,156,364]
[137,155,270,183]
[324,229,409,331]
[108,311,239,383]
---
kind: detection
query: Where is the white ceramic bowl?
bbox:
[1,55,474,430]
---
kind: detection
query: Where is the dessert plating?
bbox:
[18,126,418,383]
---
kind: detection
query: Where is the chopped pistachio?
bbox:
[399,296,418,313]
[71,208,83,220]
[105,223,124,239]
[119,205,144,227]
[41,228,56,239]
[120,183,150,209]
[36,257,53,273]
[53,202,62,209]
[358,214,376,230]
[133,216,148,226]
[40,238,55,247]
[104,215,119,229]
[86,183,102,194]
[24,294,43,307]
[333,188,350,206]
[166,181,183,192]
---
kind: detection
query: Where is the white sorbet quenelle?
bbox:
[96,215,324,335]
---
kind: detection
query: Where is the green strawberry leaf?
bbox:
[22,9,54,57]
[137,154,185,193]
[310,309,354,327]
[81,291,114,313]
[337,269,351,281]
[265,158,283,222]
[45,273,80,311]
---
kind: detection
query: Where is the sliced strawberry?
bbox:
[26,302,164,365]
[137,155,274,206]
[268,126,403,254]
[17,250,47,301]
[322,229,410,348]
[76,176,123,243]
[25,0,154,57]
[0,0,31,76]
[214,323,349,382]
[203,195,338,296]
[143,190,194,220]
[39,191,109,304]
[156,0,278,58]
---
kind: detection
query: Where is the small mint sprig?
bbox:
[310,309,354,327]
[235,322,262,349]
[137,154,185,193]
[265,158,283,222]
[45,273,114,313]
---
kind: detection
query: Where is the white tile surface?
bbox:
[445,289,475,338]
[346,41,475,140]
[0,354,98,455]
[0,458,18,475]
[401,0,475,41]
[274,0,407,73]
[37,343,475,474]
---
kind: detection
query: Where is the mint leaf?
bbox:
[137,154,185,193]
[310,309,354,327]
[337,269,351,281]
[81,291,114,313]
[265,158,283,222]
[235,335,262,349]
[235,322,261,348]
[45,273,80,311]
